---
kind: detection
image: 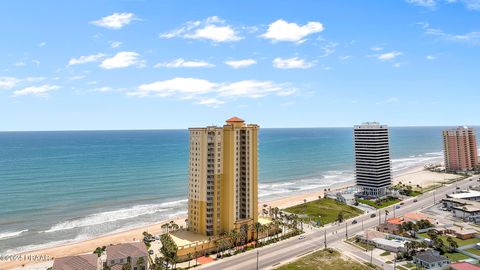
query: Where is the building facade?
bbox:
[354,122,392,197]
[188,117,259,240]
[443,126,479,172]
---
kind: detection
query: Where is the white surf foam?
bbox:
[0,230,28,240]
[44,199,187,233]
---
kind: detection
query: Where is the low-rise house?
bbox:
[105,242,148,270]
[371,238,406,253]
[336,192,356,205]
[448,226,477,240]
[356,229,388,244]
[413,250,450,270]
[379,218,403,234]
[447,190,480,202]
[442,198,480,223]
[450,262,480,270]
[52,254,101,270]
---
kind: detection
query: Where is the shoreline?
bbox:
[0,162,461,269]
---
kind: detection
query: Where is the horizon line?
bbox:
[1,124,479,133]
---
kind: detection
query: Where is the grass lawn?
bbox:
[445,252,470,262]
[465,248,480,256]
[418,233,480,247]
[357,197,401,209]
[284,198,363,225]
[380,251,391,256]
[276,248,377,270]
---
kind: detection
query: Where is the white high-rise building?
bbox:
[354,122,392,197]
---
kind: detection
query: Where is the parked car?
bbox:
[413,199,418,202]
[400,202,405,205]
[456,187,461,190]
[370,213,376,218]
[298,235,305,240]
[352,220,358,224]
[149,250,154,255]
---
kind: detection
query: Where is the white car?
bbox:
[298,235,305,240]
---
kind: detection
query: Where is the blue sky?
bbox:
[1,0,479,131]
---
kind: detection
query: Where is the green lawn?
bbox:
[276,248,377,270]
[465,248,480,256]
[445,252,470,262]
[357,198,401,209]
[418,233,480,247]
[284,198,363,225]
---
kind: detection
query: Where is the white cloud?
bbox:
[376,97,399,105]
[272,57,315,69]
[218,80,296,98]
[160,16,241,42]
[14,61,26,67]
[0,77,20,89]
[224,59,257,69]
[133,78,217,97]
[406,0,436,7]
[109,41,122,48]
[375,51,402,61]
[339,55,351,61]
[261,19,324,43]
[426,55,437,60]
[409,0,480,10]
[128,77,296,105]
[91,12,137,30]
[68,53,106,66]
[99,51,143,69]
[0,76,45,90]
[154,58,214,68]
[38,42,47,47]
[13,84,60,97]
[419,22,480,45]
[371,47,384,51]
[196,98,225,107]
[91,86,126,92]
[393,63,402,68]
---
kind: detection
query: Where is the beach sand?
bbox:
[1,166,462,270]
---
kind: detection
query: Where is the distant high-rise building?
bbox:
[187,117,258,239]
[354,122,392,197]
[443,126,478,172]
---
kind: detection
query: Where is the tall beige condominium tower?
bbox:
[443,126,479,172]
[188,117,259,239]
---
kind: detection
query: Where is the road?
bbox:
[200,175,479,270]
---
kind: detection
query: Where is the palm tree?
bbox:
[137,256,145,270]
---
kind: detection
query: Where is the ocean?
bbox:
[0,127,452,254]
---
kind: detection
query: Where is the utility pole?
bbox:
[256,250,259,270]
[378,210,381,224]
[393,205,396,218]
[324,230,327,249]
[345,222,348,239]
[361,219,364,230]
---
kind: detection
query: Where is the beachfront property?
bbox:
[447,190,480,202]
[52,254,101,270]
[354,122,393,197]
[105,242,148,270]
[336,192,356,205]
[187,117,259,240]
[443,126,479,172]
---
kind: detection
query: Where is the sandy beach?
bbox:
[1,165,462,270]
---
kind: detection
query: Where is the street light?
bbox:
[256,250,259,270]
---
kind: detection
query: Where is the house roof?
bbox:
[225,117,244,123]
[448,191,480,199]
[358,230,387,240]
[415,251,449,263]
[52,254,99,270]
[386,218,404,225]
[106,242,147,260]
[404,212,430,222]
[450,262,480,270]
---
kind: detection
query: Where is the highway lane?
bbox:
[201,175,479,270]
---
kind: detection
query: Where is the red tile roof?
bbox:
[386,218,404,225]
[450,262,480,270]
[226,117,244,123]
